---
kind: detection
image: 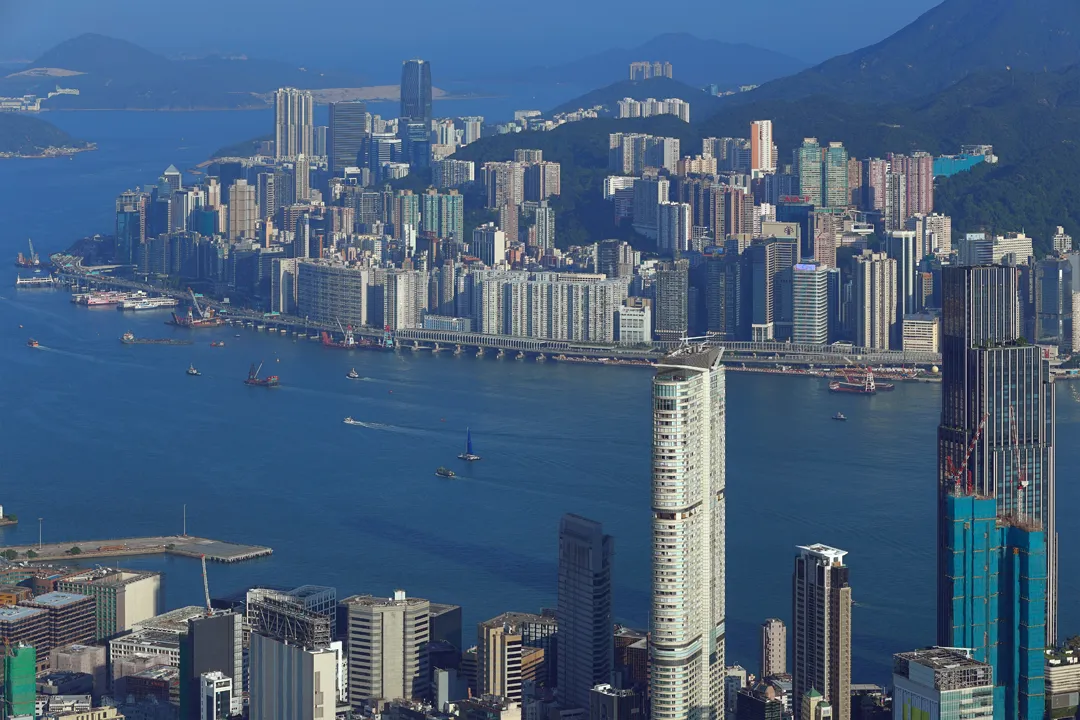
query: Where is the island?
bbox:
[0,112,94,159]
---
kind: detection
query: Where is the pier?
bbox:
[0,535,272,564]
[15,275,58,287]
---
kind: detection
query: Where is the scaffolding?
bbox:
[249,595,331,649]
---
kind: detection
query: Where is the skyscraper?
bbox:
[342,591,430,708]
[274,87,314,159]
[822,143,848,208]
[401,59,433,123]
[760,618,787,678]
[650,345,726,720]
[937,265,1057,647]
[792,263,829,344]
[885,231,920,347]
[557,514,614,710]
[792,544,851,720]
[329,101,370,175]
[852,250,897,349]
[794,138,823,207]
[178,612,243,719]
[227,179,257,241]
[653,259,689,341]
[751,120,776,176]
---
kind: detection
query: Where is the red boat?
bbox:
[828,368,895,395]
[244,362,279,387]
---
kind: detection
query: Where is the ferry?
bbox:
[343,417,362,426]
[346,368,360,380]
[435,466,456,479]
[187,364,201,376]
[118,296,180,311]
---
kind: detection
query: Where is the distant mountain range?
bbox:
[0,34,368,110]
[737,0,1080,103]
[518,33,806,90]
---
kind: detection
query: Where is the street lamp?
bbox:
[38,517,42,550]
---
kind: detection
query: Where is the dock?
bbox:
[15,275,57,287]
[0,535,272,564]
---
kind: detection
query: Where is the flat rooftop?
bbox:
[896,648,989,671]
[61,568,160,586]
[342,592,430,609]
[480,611,557,630]
[25,591,91,608]
[131,664,179,681]
[0,605,45,622]
[133,606,206,634]
[110,629,182,650]
[798,544,848,564]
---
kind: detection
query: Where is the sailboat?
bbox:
[457,427,482,461]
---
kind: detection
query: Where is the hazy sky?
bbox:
[0,0,943,80]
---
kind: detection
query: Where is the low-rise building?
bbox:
[893,648,994,720]
[1046,650,1080,720]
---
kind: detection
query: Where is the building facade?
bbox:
[57,569,162,641]
[249,632,339,720]
[852,251,897,350]
[274,87,314,159]
[343,591,430,707]
[761,618,787,679]
[650,346,726,720]
[792,545,851,720]
[893,648,994,720]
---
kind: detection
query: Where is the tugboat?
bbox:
[832,413,847,421]
[26,338,39,348]
[457,428,482,462]
[244,362,280,387]
[346,368,360,380]
[435,466,456,479]
[343,417,362,426]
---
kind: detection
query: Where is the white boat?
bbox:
[457,428,482,462]
[346,368,360,380]
[343,417,362,426]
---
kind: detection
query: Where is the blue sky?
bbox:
[0,0,942,79]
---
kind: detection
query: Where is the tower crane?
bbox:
[201,554,212,614]
[945,412,989,495]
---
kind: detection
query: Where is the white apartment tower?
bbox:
[650,346,726,720]
[751,120,776,175]
[853,250,897,350]
[275,87,314,159]
[792,545,852,720]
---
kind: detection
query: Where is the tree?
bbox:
[1,549,16,561]
[67,546,82,555]
[25,550,37,559]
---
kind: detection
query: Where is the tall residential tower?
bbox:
[274,88,314,159]
[650,345,726,720]
[792,544,851,720]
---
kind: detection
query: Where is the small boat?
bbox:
[458,427,482,462]
[211,341,225,348]
[346,368,360,380]
[26,338,39,348]
[343,417,362,426]
[234,334,241,338]
[435,466,456,478]
[832,413,847,421]
[187,364,201,376]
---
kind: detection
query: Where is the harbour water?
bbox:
[2,111,1079,684]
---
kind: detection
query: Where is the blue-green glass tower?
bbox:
[945,493,1046,720]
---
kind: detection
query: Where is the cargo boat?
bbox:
[828,369,894,395]
[120,331,194,346]
[169,307,225,328]
[245,362,280,387]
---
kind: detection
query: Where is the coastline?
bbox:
[0,143,97,160]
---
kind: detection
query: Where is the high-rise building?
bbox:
[533,201,556,252]
[761,619,787,678]
[401,59,433,123]
[57,569,163,641]
[23,591,96,652]
[178,612,243,719]
[650,346,726,720]
[653,259,689,341]
[384,269,428,331]
[822,143,848,208]
[200,670,233,720]
[794,138,823,207]
[460,116,483,145]
[274,87,314,159]
[1035,254,1080,352]
[342,591,430,707]
[473,223,507,267]
[893,648,994,720]
[227,179,257,241]
[751,120,776,175]
[329,101,370,175]
[293,154,311,204]
[477,619,524,702]
[1053,226,1074,254]
[885,231,920,347]
[748,238,798,342]
[4,644,36,718]
[792,264,829,344]
[633,173,671,240]
[433,159,475,189]
[249,632,340,720]
[658,201,692,255]
[557,514,614,710]
[944,494,1046,720]
[937,264,1057,646]
[792,544,851,720]
[852,250,897,349]
[115,190,148,266]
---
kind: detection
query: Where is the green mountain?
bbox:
[0,113,90,156]
[551,77,725,119]
[0,34,368,110]
[524,33,806,89]
[739,0,1080,103]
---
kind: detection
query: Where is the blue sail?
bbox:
[466,427,473,455]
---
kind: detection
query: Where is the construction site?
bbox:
[0,535,271,564]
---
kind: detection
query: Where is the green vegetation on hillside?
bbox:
[0,113,90,156]
[211,134,273,159]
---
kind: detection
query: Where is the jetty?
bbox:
[0,535,272,564]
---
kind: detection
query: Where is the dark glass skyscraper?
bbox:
[328,101,370,175]
[937,264,1057,646]
[400,59,432,123]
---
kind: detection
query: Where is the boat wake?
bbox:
[348,420,431,436]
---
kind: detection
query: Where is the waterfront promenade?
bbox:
[0,535,272,564]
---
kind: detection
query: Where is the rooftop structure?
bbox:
[24,591,90,608]
[133,606,207,634]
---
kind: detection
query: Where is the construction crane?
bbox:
[1008,406,1031,523]
[188,288,206,319]
[201,554,212,614]
[944,413,989,495]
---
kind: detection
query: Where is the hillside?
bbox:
[551,77,724,119]
[0,113,90,156]
[523,33,806,89]
[0,34,368,110]
[739,0,1080,103]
